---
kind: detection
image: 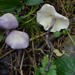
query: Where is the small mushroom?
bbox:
[0,13,19,35]
[36,4,69,32]
[5,30,29,66]
[37,4,69,71]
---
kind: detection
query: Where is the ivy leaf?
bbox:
[0,0,22,12]
[24,0,44,6]
[56,55,75,75]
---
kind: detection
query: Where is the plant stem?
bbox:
[67,30,75,45]
[22,7,38,19]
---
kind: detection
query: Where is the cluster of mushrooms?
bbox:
[0,4,69,69]
[0,13,29,66]
[0,13,29,49]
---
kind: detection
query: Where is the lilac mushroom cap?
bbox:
[5,30,29,49]
[0,13,19,30]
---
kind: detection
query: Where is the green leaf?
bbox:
[42,55,48,67]
[63,30,68,35]
[47,65,57,75]
[56,55,75,75]
[41,55,57,75]
[40,64,57,75]
[0,0,22,12]
[53,31,62,38]
[47,70,56,75]
[24,0,44,6]
[40,67,47,75]
[35,55,57,75]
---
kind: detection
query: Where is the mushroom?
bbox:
[0,13,19,35]
[36,4,69,32]
[5,30,29,66]
[36,4,69,71]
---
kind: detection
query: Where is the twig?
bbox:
[3,61,16,70]
[20,50,25,75]
[30,33,46,41]
[0,50,14,59]
[67,30,75,45]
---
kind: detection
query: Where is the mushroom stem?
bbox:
[45,18,55,71]
[18,49,22,67]
[50,17,56,30]
[5,29,10,36]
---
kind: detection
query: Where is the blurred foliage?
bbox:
[53,31,62,38]
[0,34,5,42]
[56,55,75,75]
[35,55,57,75]
[0,0,22,12]
[24,0,44,5]
[0,0,44,12]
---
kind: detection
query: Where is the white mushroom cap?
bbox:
[5,30,29,49]
[0,13,19,30]
[36,4,69,32]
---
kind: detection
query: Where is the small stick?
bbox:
[0,50,14,59]
[20,50,25,75]
[45,17,55,71]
